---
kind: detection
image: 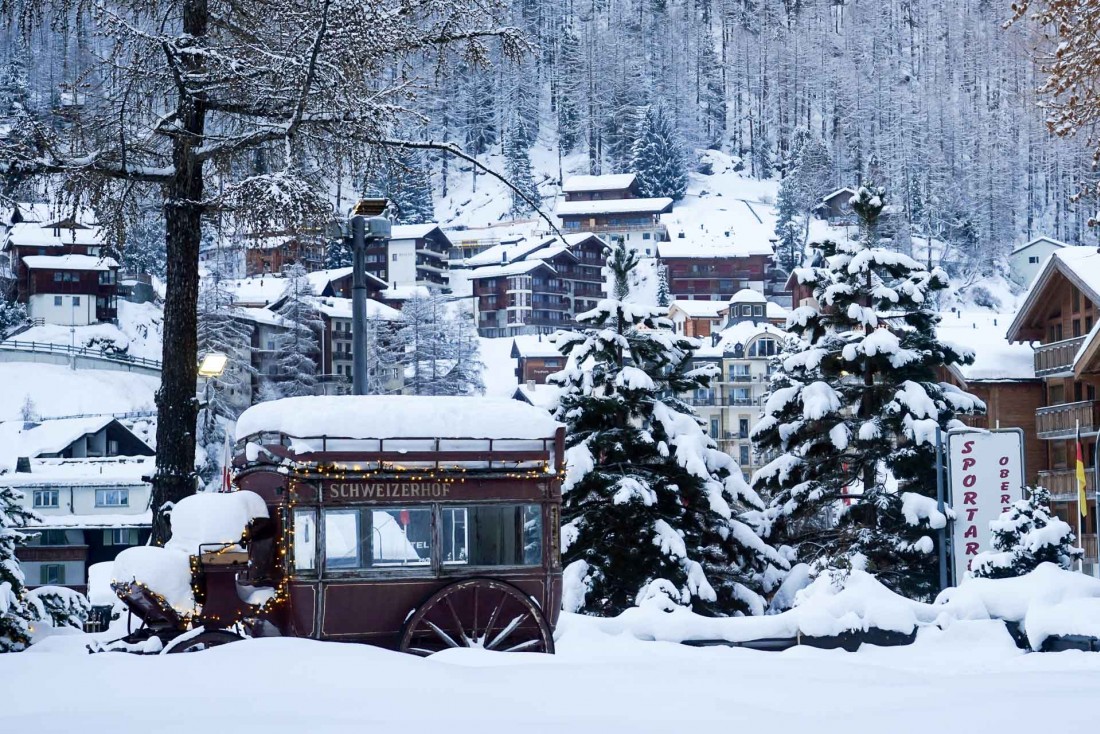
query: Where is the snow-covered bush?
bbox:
[27,586,91,630]
[971,486,1082,579]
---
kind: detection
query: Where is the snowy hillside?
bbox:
[0,363,158,420]
[7,301,164,362]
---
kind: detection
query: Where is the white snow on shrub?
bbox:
[900,492,949,529]
[562,560,591,614]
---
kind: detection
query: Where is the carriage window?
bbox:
[293,509,317,572]
[324,509,365,569]
[371,509,431,567]
[441,505,542,566]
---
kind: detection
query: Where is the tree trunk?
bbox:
[151,0,207,545]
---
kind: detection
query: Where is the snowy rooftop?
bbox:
[511,334,563,358]
[1010,235,1070,255]
[7,202,97,226]
[233,306,293,328]
[1007,246,1100,342]
[5,221,104,248]
[463,232,603,269]
[307,296,401,321]
[668,300,725,319]
[937,310,1035,381]
[513,384,562,413]
[390,223,443,241]
[467,259,555,280]
[0,416,117,460]
[225,275,288,306]
[1051,246,1100,298]
[2,456,154,487]
[378,285,431,301]
[236,396,563,442]
[730,288,767,304]
[657,208,775,259]
[22,254,119,271]
[767,302,789,319]
[306,267,353,292]
[555,197,673,217]
[561,174,636,193]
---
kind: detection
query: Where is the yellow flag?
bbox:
[1076,428,1088,518]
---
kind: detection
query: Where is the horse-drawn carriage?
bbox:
[104,396,564,655]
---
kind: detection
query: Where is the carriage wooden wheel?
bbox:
[399,578,555,656]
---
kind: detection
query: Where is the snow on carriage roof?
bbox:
[236,396,563,441]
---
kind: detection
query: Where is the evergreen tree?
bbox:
[444,302,485,396]
[774,175,803,271]
[751,185,984,600]
[555,26,584,154]
[0,297,28,335]
[0,485,37,652]
[375,147,435,225]
[397,292,456,396]
[552,244,787,617]
[630,104,688,201]
[504,131,541,218]
[324,240,352,269]
[971,486,1084,579]
[656,266,671,307]
[264,265,323,399]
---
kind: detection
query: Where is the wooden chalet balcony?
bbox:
[1033,336,1087,377]
[1038,469,1096,501]
[1036,400,1100,440]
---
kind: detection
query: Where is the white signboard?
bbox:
[946,430,1025,582]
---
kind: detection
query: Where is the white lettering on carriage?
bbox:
[328,482,451,501]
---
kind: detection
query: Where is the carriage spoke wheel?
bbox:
[399,578,554,656]
[163,629,243,654]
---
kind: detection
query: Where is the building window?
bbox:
[33,489,59,508]
[709,418,719,437]
[39,530,68,545]
[53,272,63,282]
[741,305,752,316]
[1028,256,1039,264]
[95,488,129,507]
[54,296,63,306]
[103,528,140,546]
[753,305,764,317]
[1073,288,1081,313]
[739,418,750,439]
[739,445,751,465]
[72,296,80,306]
[748,338,777,358]
[1073,319,1082,338]
[40,564,65,585]
[392,253,398,261]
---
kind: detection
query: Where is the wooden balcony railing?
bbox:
[1036,400,1100,439]
[1034,336,1087,377]
[1038,469,1096,500]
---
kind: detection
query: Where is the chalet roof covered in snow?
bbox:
[561,173,636,193]
[2,456,155,488]
[510,334,563,359]
[657,211,775,259]
[390,223,445,241]
[378,284,431,301]
[466,259,556,280]
[463,232,604,269]
[236,396,563,441]
[556,197,673,217]
[232,306,294,328]
[225,275,287,306]
[1007,246,1100,342]
[307,296,401,321]
[22,254,119,271]
[817,187,857,206]
[1010,235,1070,255]
[5,221,105,248]
[696,321,786,358]
[6,202,97,226]
[0,416,153,462]
[512,383,561,412]
[668,300,725,319]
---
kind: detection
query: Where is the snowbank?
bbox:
[236,395,562,441]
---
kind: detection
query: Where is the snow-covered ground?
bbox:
[7,615,1100,733]
[6,301,164,361]
[0,363,159,420]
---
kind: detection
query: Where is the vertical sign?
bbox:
[946,430,1025,582]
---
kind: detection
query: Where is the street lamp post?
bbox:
[198,351,229,437]
[346,199,390,396]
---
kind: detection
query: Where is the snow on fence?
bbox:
[0,339,162,371]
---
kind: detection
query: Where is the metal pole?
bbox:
[935,425,948,592]
[350,215,369,396]
[1094,430,1099,579]
[1077,419,1085,573]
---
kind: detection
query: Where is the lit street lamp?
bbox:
[198,351,229,437]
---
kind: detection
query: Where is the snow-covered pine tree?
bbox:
[443,303,485,396]
[630,103,688,201]
[971,486,1084,579]
[0,296,27,335]
[555,26,584,154]
[264,264,323,399]
[774,175,803,272]
[751,185,984,600]
[0,485,37,651]
[504,131,541,218]
[324,240,352,269]
[375,147,435,225]
[552,244,787,617]
[396,291,453,396]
